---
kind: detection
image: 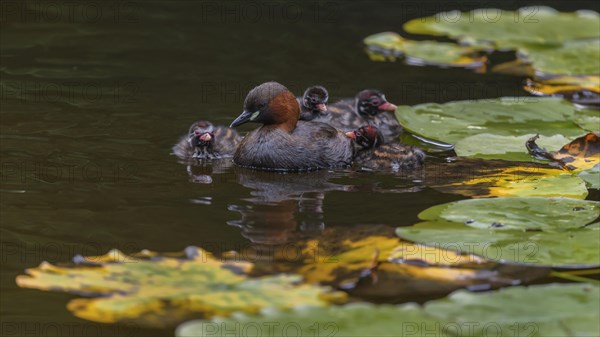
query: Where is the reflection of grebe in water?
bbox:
[227,169,352,244]
[184,160,234,184]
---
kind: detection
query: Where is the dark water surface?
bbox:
[1,1,598,336]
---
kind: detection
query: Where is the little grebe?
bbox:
[302,89,402,142]
[230,82,354,171]
[297,85,329,121]
[347,125,425,172]
[172,120,241,160]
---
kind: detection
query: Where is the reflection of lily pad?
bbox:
[396,97,586,148]
[430,160,589,199]
[396,198,600,267]
[177,283,600,337]
[524,75,600,109]
[364,32,486,68]
[403,7,600,49]
[246,226,545,301]
[16,247,343,328]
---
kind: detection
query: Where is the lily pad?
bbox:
[401,7,600,76]
[16,247,344,328]
[455,133,573,161]
[395,97,579,143]
[573,108,600,132]
[423,283,600,337]
[396,97,586,153]
[552,132,600,171]
[519,39,600,76]
[177,283,600,337]
[396,197,600,267]
[579,164,600,189]
[364,32,486,68]
[403,7,600,50]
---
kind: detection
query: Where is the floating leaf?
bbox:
[579,164,600,189]
[574,108,600,132]
[552,133,600,171]
[423,283,600,337]
[396,97,586,152]
[177,283,600,337]
[364,32,486,68]
[403,7,600,50]
[456,133,572,161]
[402,7,600,76]
[16,247,344,328]
[519,39,600,76]
[527,133,600,171]
[396,197,600,267]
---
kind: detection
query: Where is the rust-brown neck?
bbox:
[266,91,299,133]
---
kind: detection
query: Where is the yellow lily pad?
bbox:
[16,247,344,328]
[524,75,600,95]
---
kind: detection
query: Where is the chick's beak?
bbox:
[378,102,398,112]
[199,133,212,142]
[230,110,254,127]
[345,131,357,140]
[316,103,327,112]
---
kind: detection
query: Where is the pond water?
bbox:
[1,1,598,336]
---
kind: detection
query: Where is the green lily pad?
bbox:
[364,32,486,68]
[574,108,600,132]
[455,133,572,161]
[418,197,599,232]
[518,39,600,76]
[423,283,600,337]
[177,283,600,337]
[396,97,588,161]
[580,164,600,189]
[402,7,599,76]
[178,303,437,337]
[16,247,344,328]
[397,198,600,267]
[403,7,600,49]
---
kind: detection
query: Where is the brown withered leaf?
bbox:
[527,133,600,171]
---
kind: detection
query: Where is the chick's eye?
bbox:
[370,99,380,106]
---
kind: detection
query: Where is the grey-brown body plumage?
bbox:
[234,120,353,171]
